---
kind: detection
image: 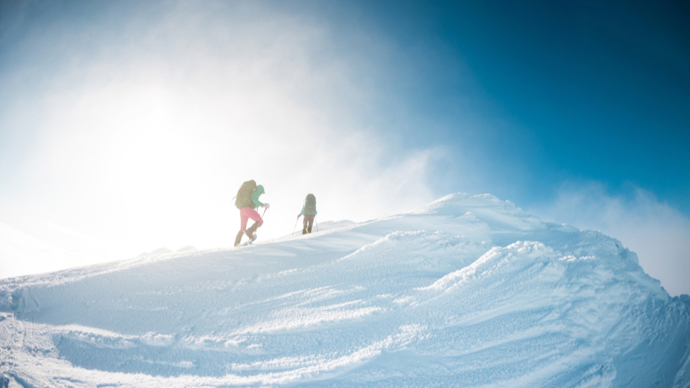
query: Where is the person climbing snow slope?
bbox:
[234,180,269,246]
[297,193,317,234]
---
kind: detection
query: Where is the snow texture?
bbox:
[0,193,688,387]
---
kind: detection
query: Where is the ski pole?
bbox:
[315,219,319,232]
[292,216,299,236]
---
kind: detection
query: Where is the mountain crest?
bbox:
[1,194,688,387]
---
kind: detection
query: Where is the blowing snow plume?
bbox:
[0,194,688,387]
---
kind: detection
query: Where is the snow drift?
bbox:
[0,193,688,387]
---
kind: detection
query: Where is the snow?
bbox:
[0,193,688,387]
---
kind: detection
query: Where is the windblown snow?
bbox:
[1,194,688,387]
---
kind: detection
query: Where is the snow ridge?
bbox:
[0,193,688,387]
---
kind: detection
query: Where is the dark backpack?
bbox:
[235,180,257,209]
[303,194,317,216]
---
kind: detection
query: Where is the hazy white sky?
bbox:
[0,1,443,272]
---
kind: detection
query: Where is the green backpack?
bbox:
[235,180,257,209]
[303,194,317,216]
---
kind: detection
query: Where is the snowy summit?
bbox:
[1,193,688,387]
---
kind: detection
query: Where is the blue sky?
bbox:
[0,0,688,294]
[313,0,690,209]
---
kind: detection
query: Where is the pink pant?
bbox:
[240,207,263,231]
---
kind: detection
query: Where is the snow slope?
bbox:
[1,193,688,387]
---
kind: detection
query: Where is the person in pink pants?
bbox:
[234,184,269,246]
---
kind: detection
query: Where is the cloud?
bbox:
[531,182,690,296]
[0,220,82,278]
[0,1,443,277]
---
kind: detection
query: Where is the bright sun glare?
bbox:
[0,2,437,278]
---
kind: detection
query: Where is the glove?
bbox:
[264,203,270,209]
[297,214,301,218]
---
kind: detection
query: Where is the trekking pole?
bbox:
[315,219,319,232]
[292,216,299,236]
